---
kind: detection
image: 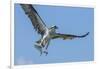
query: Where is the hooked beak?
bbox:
[54,26,58,29]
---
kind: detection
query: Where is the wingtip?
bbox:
[86,32,90,36]
[82,32,90,37]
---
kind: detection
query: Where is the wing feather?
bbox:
[20,4,47,35]
[52,32,89,40]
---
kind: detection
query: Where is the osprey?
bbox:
[20,4,89,56]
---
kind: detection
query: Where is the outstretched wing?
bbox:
[20,4,47,35]
[52,32,89,40]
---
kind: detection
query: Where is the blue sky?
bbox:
[14,4,94,65]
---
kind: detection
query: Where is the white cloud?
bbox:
[15,56,33,65]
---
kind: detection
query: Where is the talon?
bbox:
[43,51,48,56]
[45,53,48,56]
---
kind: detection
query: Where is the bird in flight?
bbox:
[20,4,89,56]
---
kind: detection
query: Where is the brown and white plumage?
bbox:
[20,4,89,56]
[52,32,89,40]
[20,4,47,36]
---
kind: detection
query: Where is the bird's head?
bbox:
[51,25,58,29]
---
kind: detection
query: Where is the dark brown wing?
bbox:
[52,32,89,40]
[20,4,47,36]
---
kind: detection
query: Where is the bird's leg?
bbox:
[40,51,42,56]
[43,40,50,56]
[40,36,47,48]
[45,40,50,50]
